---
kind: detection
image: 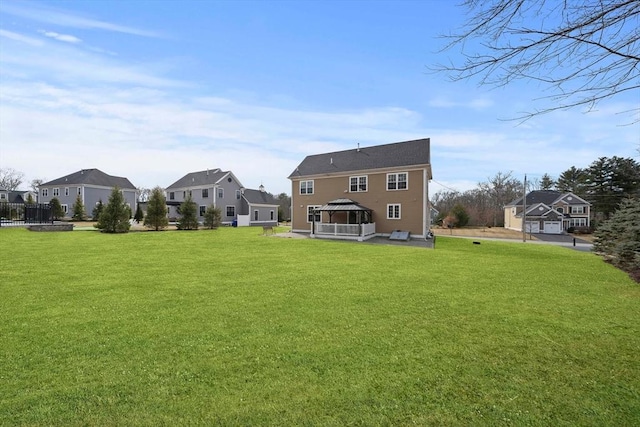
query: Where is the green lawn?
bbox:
[1,227,638,426]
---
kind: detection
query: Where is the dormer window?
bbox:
[557,207,563,214]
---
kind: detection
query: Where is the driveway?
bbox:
[530,233,593,252]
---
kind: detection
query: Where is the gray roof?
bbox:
[288,138,431,178]
[317,198,372,212]
[507,190,561,207]
[42,169,136,189]
[242,188,278,206]
[166,169,231,189]
[507,190,589,207]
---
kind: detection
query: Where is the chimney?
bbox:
[259,184,265,192]
[357,143,360,152]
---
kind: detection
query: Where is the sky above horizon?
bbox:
[1,0,638,196]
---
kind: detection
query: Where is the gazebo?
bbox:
[312,198,376,241]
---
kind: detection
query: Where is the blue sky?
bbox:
[1,0,638,196]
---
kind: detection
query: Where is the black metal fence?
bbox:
[0,203,53,226]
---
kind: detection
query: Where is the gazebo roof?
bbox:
[316,199,372,212]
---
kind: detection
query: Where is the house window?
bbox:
[270,210,275,221]
[61,204,68,214]
[349,176,368,192]
[169,192,175,200]
[387,173,408,190]
[570,218,587,227]
[0,193,6,200]
[199,205,206,216]
[300,180,314,195]
[42,188,48,197]
[556,207,564,213]
[571,206,585,214]
[307,205,321,223]
[226,206,235,217]
[254,210,259,221]
[236,190,241,200]
[77,187,82,195]
[387,204,401,219]
[53,188,59,197]
[65,187,69,196]
[218,188,224,198]
[202,189,209,198]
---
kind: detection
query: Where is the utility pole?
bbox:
[522,174,527,242]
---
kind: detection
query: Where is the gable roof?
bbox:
[166,169,241,190]
[242,188,278,206]
[507,190,590,207]
[507,190,561,207]
[288,138,431,178]
[42,169,136,189]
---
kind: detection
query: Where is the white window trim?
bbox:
[387,204,401,219]
[300,180,314,195]
[226,205,236,217]
[218,188,224,199]
[387,172,408,191]
[53,188,60,197]
[61,204,68,214]
[42,188,48,197]
[64,187,69,196]
[349,175,368,192]
[307,205,321,223]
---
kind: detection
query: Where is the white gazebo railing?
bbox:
[313,222,376,241]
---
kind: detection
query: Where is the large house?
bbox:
[39,169,137,219]
[288,138,433,240]
[165,169,279,226]
[504,190,591,234]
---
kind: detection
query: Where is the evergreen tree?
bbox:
[585,157,640,222]
[593,197,640,280]
[451,204,470,227]
[177,194,198,230]
[49,197,64,220]
[556,166,587,196]
[134,204,144,223]
[203,204,222,229]
[92,200,104,220]
[72,195,86,221]
[539,174,555,190]
[26,193,35,204]
[95,186,131,233]
[144,186,169,231]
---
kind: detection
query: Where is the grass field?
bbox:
[1,226,638,426]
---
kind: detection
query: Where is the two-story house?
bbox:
[165,169,278,226]
[504,190,591,234]
[288,138,432,240]
[39,169,137,219]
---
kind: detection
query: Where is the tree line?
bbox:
[432,156,640,228]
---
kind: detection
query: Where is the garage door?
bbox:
[543,221,562,234]
[525,222,540,233]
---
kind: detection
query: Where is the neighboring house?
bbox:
[39,169,137,219]
[288,138,433,240]
[504,190,591,234]
[0,188,37,204]
[165,169,278,226]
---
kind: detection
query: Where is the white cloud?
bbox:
[1,1,160,38]
[0,29,43,46]
[39,30,82,44]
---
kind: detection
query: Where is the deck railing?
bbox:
[315,222,376,237]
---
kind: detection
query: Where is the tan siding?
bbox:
[291,169,426,235]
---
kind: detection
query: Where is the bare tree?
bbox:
[438,0,640,121]
[0,168,25,191]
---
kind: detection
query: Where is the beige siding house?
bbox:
[288,138,432,240]
[504,190,591,234]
